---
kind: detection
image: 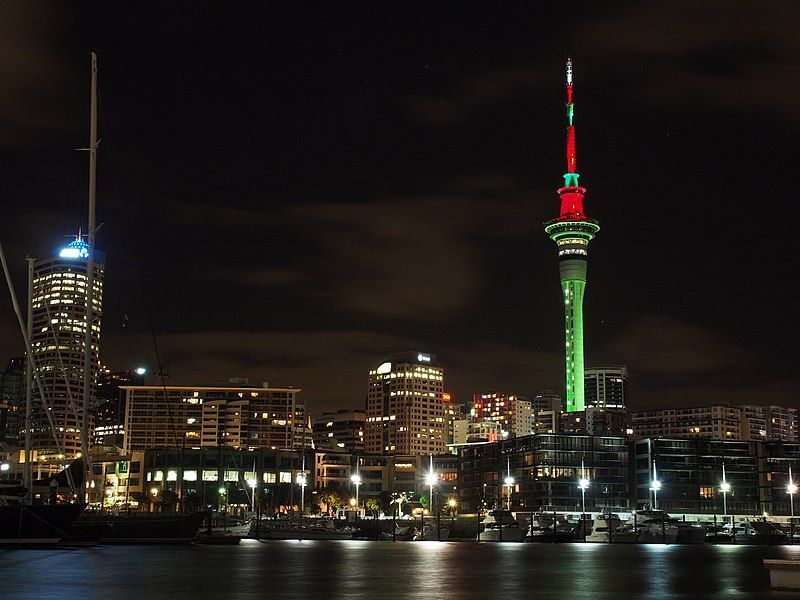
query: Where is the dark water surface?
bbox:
[3,541,800,600]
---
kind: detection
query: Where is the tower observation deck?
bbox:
[544,58,600,413]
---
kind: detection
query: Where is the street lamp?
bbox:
[578,459,590,515]
[719,462,731,518]
[425,455,437,517]
[649,460,662,509]
[247,478,257,513]
[295,472,307,514]
[350,472,362,512]
[504,458,515,511]
[788,465,797,519]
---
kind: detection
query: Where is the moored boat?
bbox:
[478,509,526,542]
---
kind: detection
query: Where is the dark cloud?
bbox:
[0,3,798,417]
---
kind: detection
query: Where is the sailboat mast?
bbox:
[24,258,33,500]
[81,51,98,500]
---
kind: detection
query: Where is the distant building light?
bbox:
[135,367,147,375]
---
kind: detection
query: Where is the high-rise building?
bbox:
[29,238,104,460]
[471,392,533,438]
[121,384,308,452]
[0,357,24,444]
[364,352,446,455]
[544,58,600,413]
[92,366,146,447]
[312,409,365,453]
[585,366,628,409]
[443,393,465,445]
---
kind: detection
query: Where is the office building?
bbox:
[312,409,365,453]
[0,358,24,444]
[364,352,446,455]
[443,393,465,445]
[29,237,104,460]
[122,383,309,452]
[93,366,146,447]
[561,406,629,437]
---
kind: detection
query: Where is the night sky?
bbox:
[1,3,798,414]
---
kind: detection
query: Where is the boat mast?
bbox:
[24,258,33,500]
[81,51,99,501]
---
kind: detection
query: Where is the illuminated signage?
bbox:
[417,353,431,363]
[442,392,452,402]
[376,362,392,374]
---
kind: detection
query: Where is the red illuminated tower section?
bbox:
[544,58,600,412]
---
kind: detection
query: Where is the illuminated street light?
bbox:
[504,458,515,511]
[135,367,146,375]
[351,470,362,512]
[247,478,257,512]
[720,462,731,517]
[425,455,437,517]
[0,462,10,472]
[649,460,662,509]
[578,459,590,516]
[787,464,797,518]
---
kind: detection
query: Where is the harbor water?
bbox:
[3,540,800,599]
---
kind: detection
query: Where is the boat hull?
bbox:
[0,504,86,545]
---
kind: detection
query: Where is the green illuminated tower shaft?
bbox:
[544,58,599,413]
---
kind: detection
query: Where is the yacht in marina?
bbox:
[624,509,706,544]
[478,509,526,542]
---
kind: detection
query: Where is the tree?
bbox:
[419,492,430,510]
[365,497,380,518]
[318,490,343,514]
[378,491,393,513]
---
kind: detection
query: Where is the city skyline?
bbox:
[1,4,798,414]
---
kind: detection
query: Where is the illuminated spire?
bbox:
[564,57,578,187]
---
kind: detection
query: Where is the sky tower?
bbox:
[544,58,600,413]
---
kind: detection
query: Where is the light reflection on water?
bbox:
[2,541,800,600]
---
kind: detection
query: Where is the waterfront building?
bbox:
[584,366,627,409]
[29,237,104,461]
[458,433,630,513]
[140,446,311,514]
[313,451,458,499]
[471,392,533,438]
[634,438,800,515]
[312,409,365,452]
[364,352,446,455]
[544,58,600,413]
[122,383,309,452]
[0,358,24,444]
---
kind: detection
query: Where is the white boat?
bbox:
[527,512,573,542]
[267,519,355,540]
[587,510,631,542]
[478,509,526,542]
[723,519,787,544]
[626,509,706,544]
